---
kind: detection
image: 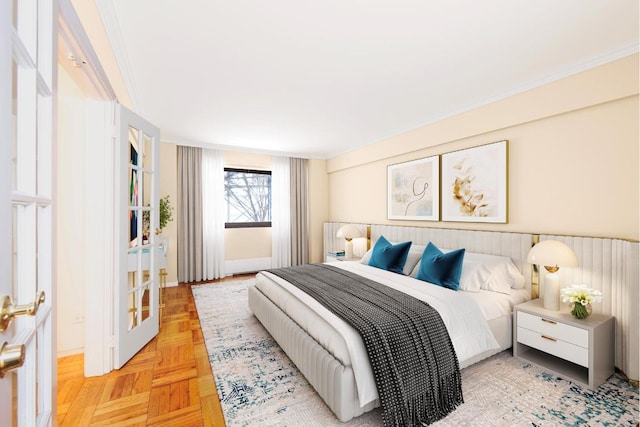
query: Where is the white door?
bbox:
[0,0,56,426]
[115,105,161,368]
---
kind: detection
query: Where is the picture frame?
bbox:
[441,140,508,223]
[387,155,439,221]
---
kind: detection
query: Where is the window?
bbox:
[224,168,271,228]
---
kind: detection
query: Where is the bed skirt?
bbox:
[248,284,380,421]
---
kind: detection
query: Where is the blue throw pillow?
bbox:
[368,236,412,275]
[416,242,465,290]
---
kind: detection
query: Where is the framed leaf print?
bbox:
[441,140,508,223]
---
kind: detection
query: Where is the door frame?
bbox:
[58,0,118,377]
[0,0,13,421]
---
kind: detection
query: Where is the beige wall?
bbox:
[70,0,133,109]
[159,56,640,270]
[327,55,639,242]
[56,66,87,355]
[159,143,178,283]
[70,2,637,264]
[225,227,272,260]
[224,150,272,170]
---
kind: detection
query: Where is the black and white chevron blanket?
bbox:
[266,263,463,426]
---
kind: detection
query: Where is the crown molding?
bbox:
[160,135,323,159]
[327,47,639,162]
[445,42,640,122]
[95,0,142,113]
[59,0,117,100]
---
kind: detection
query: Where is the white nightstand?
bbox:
[513,298,615,389]
[326,254,360,262]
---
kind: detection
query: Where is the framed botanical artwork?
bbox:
[441,140,508,223]
[387,155,439,221]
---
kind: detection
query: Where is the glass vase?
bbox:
[570,302,592,319]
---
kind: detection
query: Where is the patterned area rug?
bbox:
[192,279,639,426]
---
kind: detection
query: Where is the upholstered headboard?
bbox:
[324,222,639,382]
[324,222,534,292]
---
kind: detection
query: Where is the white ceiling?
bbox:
[100,0,638,159]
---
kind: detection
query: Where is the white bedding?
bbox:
[473,287,530,320]
[255,261,526,407]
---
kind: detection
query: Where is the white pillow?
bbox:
[402,244,425,276]
[460,252,525,294]
[511,272,526,290]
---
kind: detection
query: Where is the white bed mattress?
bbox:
[255,261,529,407]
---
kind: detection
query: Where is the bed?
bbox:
[248,226,534,423]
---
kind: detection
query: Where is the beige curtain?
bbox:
[177,146,203,282]
[290,157,309,265]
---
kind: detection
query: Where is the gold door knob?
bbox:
[0,290,46,332]
[0,342,25,378]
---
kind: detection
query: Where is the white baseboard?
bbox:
[57,348,84,358]
[225,257,272,275]
[165,281,179,288]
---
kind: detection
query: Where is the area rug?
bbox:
[192,279,639,426]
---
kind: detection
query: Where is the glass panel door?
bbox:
[0,0,55,425]
[116,105,160,368]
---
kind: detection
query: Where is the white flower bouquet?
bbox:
[560,284,603,319]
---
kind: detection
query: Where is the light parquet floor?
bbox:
[57,275,254,426]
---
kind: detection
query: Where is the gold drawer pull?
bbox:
[541,335,557,342]
[541,318,557,325]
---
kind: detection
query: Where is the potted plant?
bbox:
[143,195,174,240]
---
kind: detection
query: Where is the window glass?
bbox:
[224,168,271,227]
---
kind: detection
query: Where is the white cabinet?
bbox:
[513,299,614,389]
[325,253,360,263]
[127,236,168,271]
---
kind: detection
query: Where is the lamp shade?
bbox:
[527,240,578,269]
[336,224,362,240]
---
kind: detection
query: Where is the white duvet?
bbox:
[255,262,500,407]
